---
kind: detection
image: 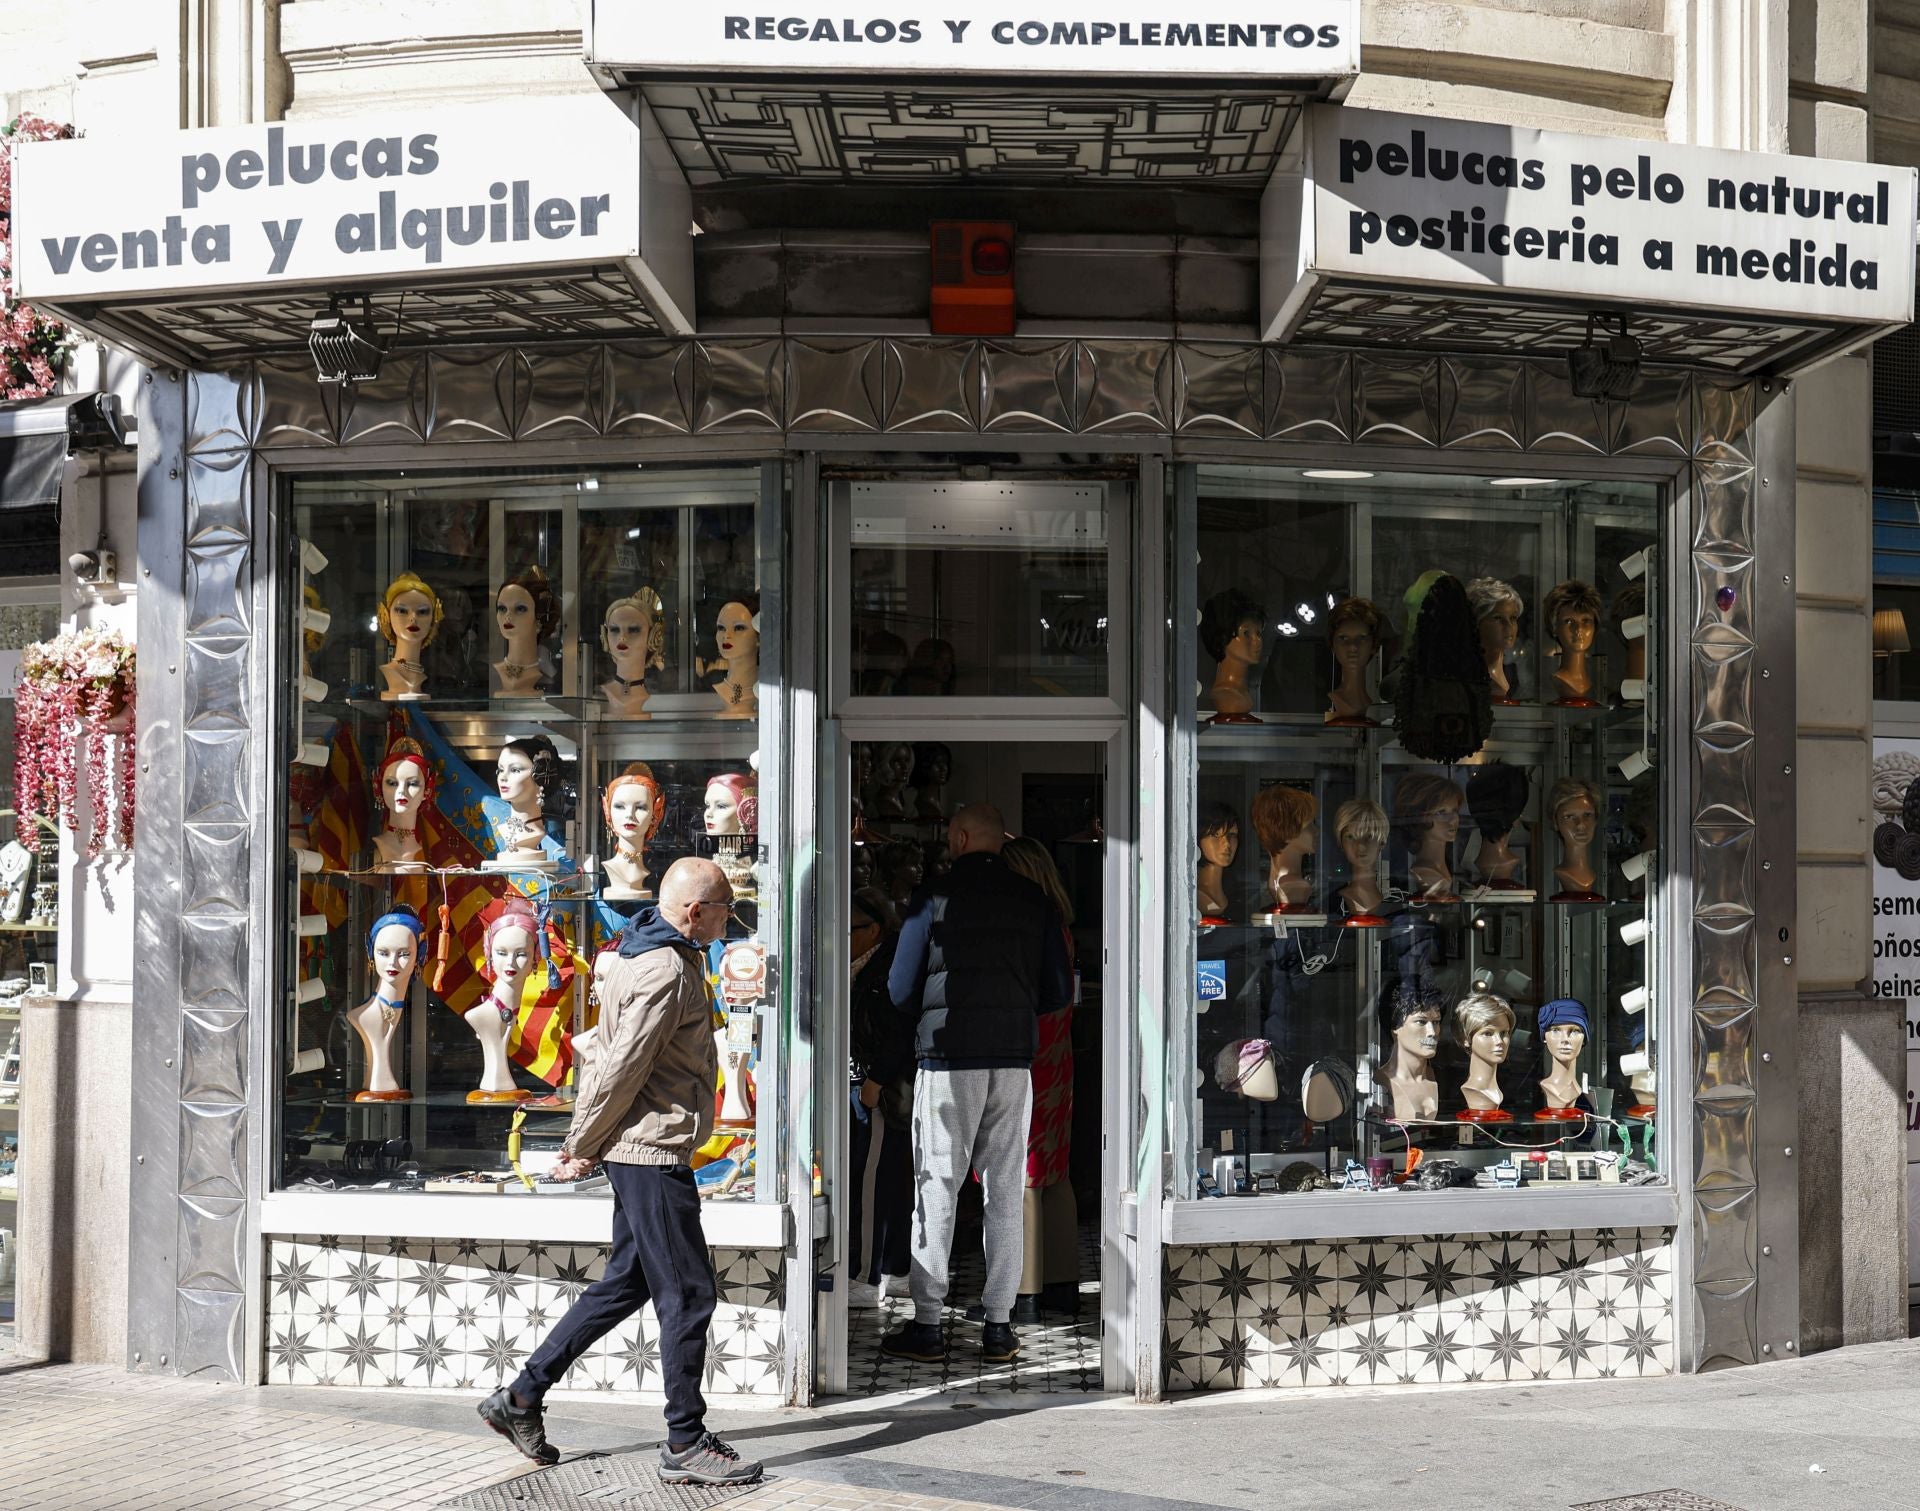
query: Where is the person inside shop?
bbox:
[847,893,916,1309]
[884,803,1073,1366]
[477,857,762,1489]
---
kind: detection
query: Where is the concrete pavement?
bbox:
[10,1339,1920,1510]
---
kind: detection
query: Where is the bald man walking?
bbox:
[478,858,761,1487]
[885,804,1073,1365]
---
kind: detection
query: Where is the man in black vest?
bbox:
[882,802,1072,1365]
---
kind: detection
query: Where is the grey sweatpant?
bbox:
[909,1066,1033,1326]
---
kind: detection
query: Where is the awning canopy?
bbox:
[585,1,1360,186]
[0,393,131,508]
[1262,106,1920,378]
[8,95,692,369]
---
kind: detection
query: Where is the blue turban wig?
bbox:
[1537,997,1589,1035]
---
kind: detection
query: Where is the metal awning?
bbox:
[1263,106,1920,380]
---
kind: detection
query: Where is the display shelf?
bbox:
[0,925,56,935]
[259,1187,790,1247]
[285,1093,575,1113]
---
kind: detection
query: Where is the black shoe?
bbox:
[658,1431,763,1486]
[882,1320,948,1362]
[477,1387,559,1466]
[981,1321,1021,1362]
[1012,1295,1041,1325]
[962,1301,986,1323]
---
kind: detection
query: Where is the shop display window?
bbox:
[278,464,774,1201]
[1186,466,1661,1199]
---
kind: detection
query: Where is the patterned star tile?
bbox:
[1331,1315,1407,1386]
[397,1321,463,1388]
[1540,1314,1606,1380]
[1612,1305,1675,1376]
[265,1318,328,1386]
[1404,1316,1473,1385]
[1466,1312,1540,1382]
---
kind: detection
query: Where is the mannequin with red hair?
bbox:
[372,740,435,872]
[602,762,665,900]
[469,895,538,1104]
[704,771,758,900]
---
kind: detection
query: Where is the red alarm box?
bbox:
[930,220,1015,336]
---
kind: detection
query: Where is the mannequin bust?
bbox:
[1453,989,1515,1120]
[877,840,923,928]
[705,772,759,899]
[1325,597,1386,726]
[701,595,760,720]
[1465,761,1530,890]
[1545,579,1604,707]
[868,741,915,819]
[911,742,953,819]
[1394,772,1464,903]
[376,571,444,702]
[1215,1037,1280,1102]
[1333,798,1388,926]
[469,897,538,1104]
[487,735,561,872]
[1379,979,1445,1121]
[1466,577,1525,704]
[492,566,560,698]
[1548,776,1606,902]
[371,740,434,872]
[1200,587,1267,723]
[601,762,664,900]
[1250,783,1317,912]
[600,589,668,719]
[1536,997,1590,1120]
[349,909,426,1102]
[1196,801,1240,924]
[899,637,958,697]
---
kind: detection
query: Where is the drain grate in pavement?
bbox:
[1572,1494,1748,1511]
[440,1454,766,1510]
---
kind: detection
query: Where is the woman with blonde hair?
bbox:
[1000,835,1080,1321]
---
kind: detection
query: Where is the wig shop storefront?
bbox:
[8,15,1915,1400]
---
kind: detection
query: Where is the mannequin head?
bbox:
[376,742,436,829]
[921,837,952,881]
[496,566,560,656]
[1544,579,1603,658]
[483,897,540,989]
[910,741,953,790]
[497,735,562,816]
[1250,783,1318,858]
[1453,990,1515,1065]
[902,638,957,695]
[602,589,668,674]
[1327,597,1385,683]
[1548,776,1602,847]
[1465,762,1529,845]
[1214,1037,1279,1100]
[704,772,758,836]
[602,762,665,850]
[1383,979,1447,1066]
[1393,772,1464,855]
[714,594,761,671]
[1334,798,1387,876]
[366,908,426,994]
[849,840,875,892]
[1538,996,1589,1069]
[377,572,444,654]
[1465,577,1524,662]
[874,742,914,790]
[1200,588,1267,669]
[860,629,909,694]
[878,839,924,899]
[1199,801,1241,869]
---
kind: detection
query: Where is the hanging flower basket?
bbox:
[15,628,136,859]
[0,114,77,401]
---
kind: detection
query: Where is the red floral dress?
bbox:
[1026,926,1075,1189]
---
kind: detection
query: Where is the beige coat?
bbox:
[563,937,716,1166]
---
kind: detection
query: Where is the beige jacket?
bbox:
[563,933,716,1166]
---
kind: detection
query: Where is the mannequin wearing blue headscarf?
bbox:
[350,908,427,1103]
[1537,997,1591,1114]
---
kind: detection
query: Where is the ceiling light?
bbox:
[1301,469,1375,480]
[1488,477,1560,488]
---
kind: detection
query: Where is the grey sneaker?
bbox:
[477,1387,559,1466]
[658,1431,763,1486]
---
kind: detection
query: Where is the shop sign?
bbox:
[588,2,1360,78]
[1266,106,1918,337]
[719,938,767,1008]
[1868,736,1920,1287]
[8,96,643,302]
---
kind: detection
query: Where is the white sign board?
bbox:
[1266,106,1918,339]
[1869,738,1920,1289]
[589,2,1359,78]
[10,96,643,302]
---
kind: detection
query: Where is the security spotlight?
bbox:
[308,294,386,385]
[1619,916,1650,946]
[1620,849,1655,882]
[1568,314,1643,400]
[1620,749,1653,781]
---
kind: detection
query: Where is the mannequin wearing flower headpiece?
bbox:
[492,565,560,698]
[349,908,425,1102]
[602,762,664,899]
[600,589,667,719]
[469,897,537,1104]
[372,741,434,872]
[699,594,760,720]
[377,571,443,702]
[1214,1037,1279,1101]
[486,736,561,872]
